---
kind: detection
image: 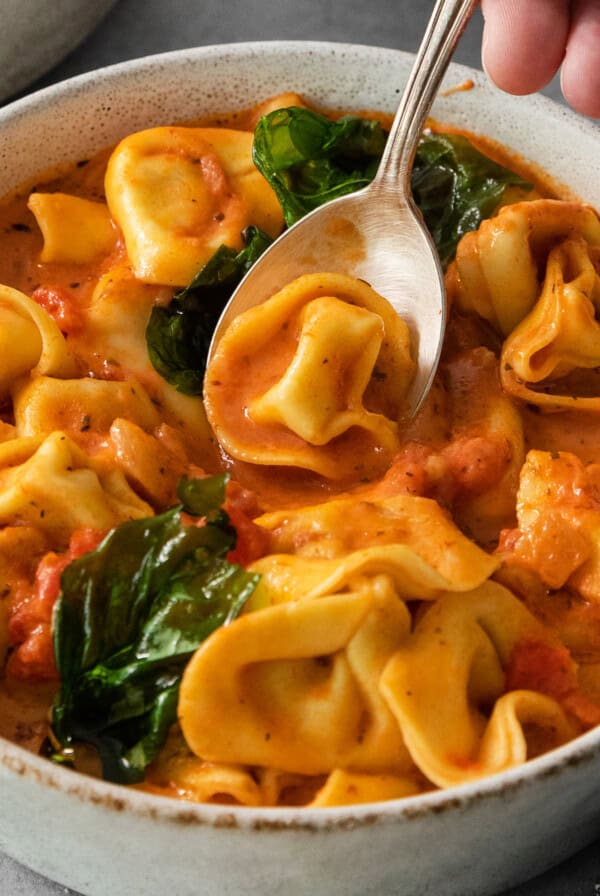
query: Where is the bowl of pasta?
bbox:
[0,41,600,896]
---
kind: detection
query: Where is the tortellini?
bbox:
[180,492,498,782]
[250,492,498,603]
[105,126,284,286]
[28,193,116,264]
[13,376,160,437]
[180,582,414,776]
[205,272,415,479]
[84,264,215,459]
[452,200,600,335]
[144,728,264,806]
[309,769,421,807]
[450,199,600,410]
[501,237,600,409]
[381,582,575,787]
[180,500,577,790]
[0,285,75,399]
[107,418,186,509]
[0,431,151,542]
[145,730,422,807]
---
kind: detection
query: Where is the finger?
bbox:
[561,0,600,118]
[481,0,570,95]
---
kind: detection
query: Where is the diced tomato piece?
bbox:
[31,285,83,334]
[69,527,106,558]
[7,528,105,681]
[7,624,58,682]
[441,435,511,497]
[505,639,600,728]
[506,640,576,699]
[225,480,271,567]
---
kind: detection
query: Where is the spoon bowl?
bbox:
[212,186,446,417]
[208,0,477,416]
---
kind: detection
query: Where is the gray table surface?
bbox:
[1,0,599,893]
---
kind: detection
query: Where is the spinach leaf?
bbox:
[51,475,259,784]
[412,133,530,267]
[146,225,273,395]
[252,107,530,265]
[252,107,386,227]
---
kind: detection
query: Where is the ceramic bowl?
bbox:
[0,42,599,896]
[0,0,118,103]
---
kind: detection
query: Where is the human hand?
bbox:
[481,0,600,117]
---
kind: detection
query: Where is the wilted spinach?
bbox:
[252,107,530,265]
[411,132,530,266]
[52,475,258,784]
[145,226,273,395]
[252,107,387,227]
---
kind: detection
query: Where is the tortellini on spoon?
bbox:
[204,272,415,480]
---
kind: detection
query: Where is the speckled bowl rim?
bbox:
[0,40,599,833]
[2,716,599,831]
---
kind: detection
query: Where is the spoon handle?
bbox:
[373,0,478,192]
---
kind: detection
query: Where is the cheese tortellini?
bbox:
[28,193,116,264]
[105,126,284,285]
[180,584,414,776]
[0,431,150,542]
[250,492,498,603]
[452,200,600,335]
[381,583,575,787]
[0,285,75,398]
[451,199,600,409]
[501,237,600,409]
[205,272,415,479]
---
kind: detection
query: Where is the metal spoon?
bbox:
[208,0,478,417]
